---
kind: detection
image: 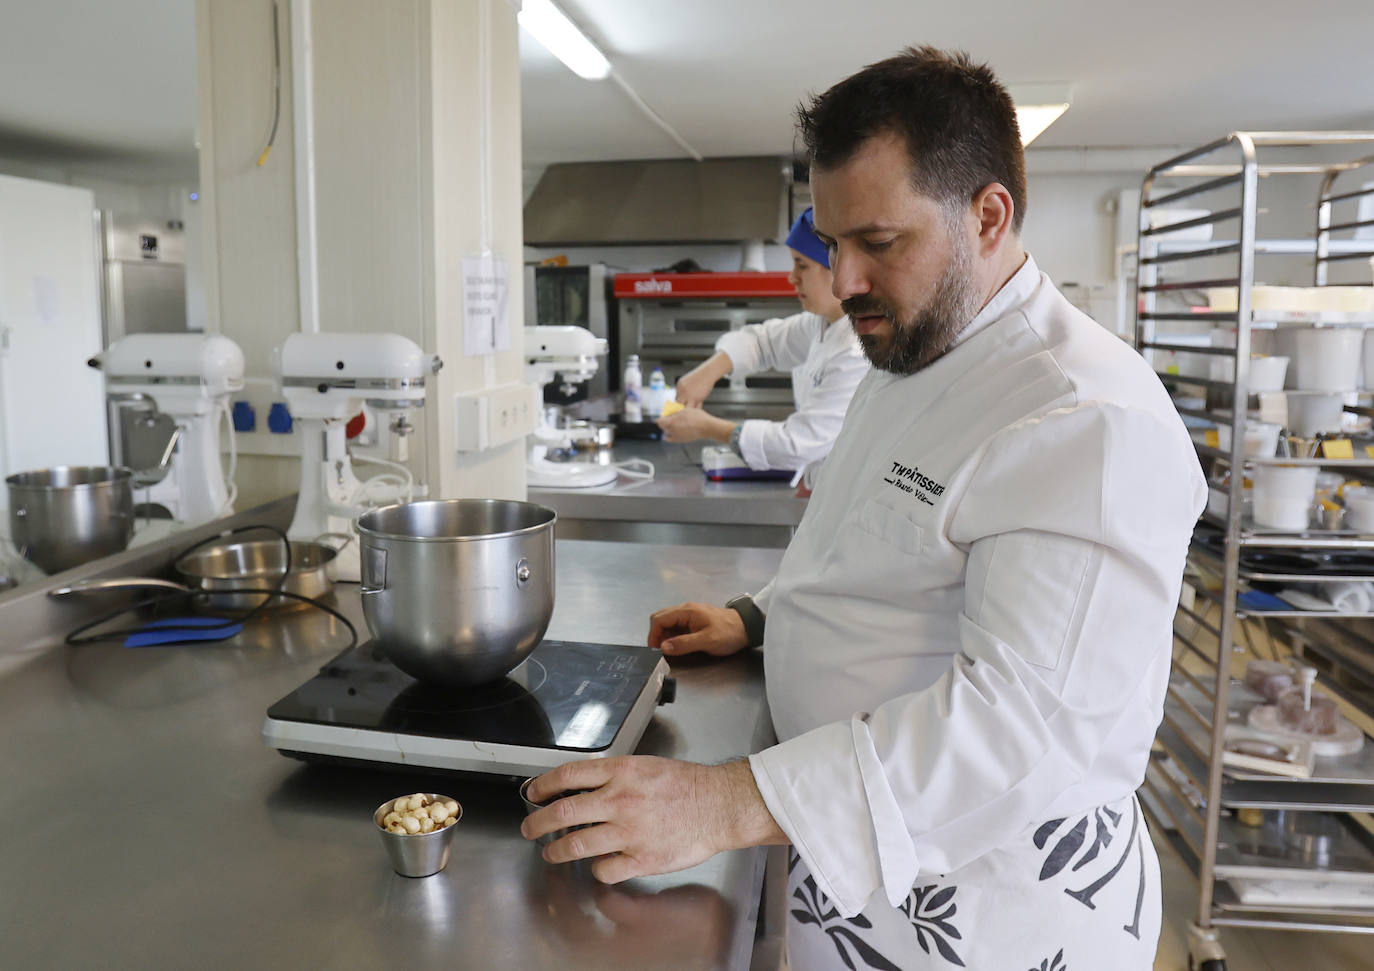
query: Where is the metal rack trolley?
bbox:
[1134,132,1374,971]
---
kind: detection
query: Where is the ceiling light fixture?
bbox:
[518,0,610,80]
[1009,84,1074,146]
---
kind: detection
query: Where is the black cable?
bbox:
[62,524,360,651]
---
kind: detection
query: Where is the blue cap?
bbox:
[785,207,829,269]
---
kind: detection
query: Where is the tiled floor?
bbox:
[1152,826,1372,970]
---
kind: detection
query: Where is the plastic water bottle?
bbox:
[644,367,668,418]
[623,354,643,422]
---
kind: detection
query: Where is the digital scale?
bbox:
[261,639,674,777]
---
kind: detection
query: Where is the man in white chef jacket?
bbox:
[524,45,1206,970]
[656,207,869,485]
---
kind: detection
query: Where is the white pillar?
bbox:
[196,0,526,510]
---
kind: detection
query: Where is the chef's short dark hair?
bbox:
[797,46,1027,233]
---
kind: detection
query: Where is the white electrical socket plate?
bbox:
[453,383,538,453]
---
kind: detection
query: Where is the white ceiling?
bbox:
[0,1,1370,181]
[521,0,1374,164]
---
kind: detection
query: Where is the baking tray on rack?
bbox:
[1165,678,1374,787]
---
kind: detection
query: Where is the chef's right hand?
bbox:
[648,602,749,657]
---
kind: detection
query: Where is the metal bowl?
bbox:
[174,537,343,610]
[356,499,556,687]
[5,466,135,574]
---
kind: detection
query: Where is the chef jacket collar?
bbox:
[946,252,1039,353]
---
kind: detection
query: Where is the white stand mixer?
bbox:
[98,333,245,528]
[525,325,620,489]
[273,332,441,582]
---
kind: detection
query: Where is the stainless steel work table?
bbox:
[0,530,784,969]
[529,438,809,548]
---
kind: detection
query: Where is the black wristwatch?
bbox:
[726,594,766,648]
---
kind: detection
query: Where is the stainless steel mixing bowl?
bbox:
[6,466,135,574]
[356,499,556,687]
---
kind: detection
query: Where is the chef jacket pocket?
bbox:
[819,498,930,606]
[851,498,924,556]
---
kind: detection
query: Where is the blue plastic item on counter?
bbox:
[124,617,244,648]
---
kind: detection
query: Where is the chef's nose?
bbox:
[829,248,869,302]
[786,263,802,288]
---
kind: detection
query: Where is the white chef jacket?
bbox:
[714,312,869,472]
[746,255,1206,967]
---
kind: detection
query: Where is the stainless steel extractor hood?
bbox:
[523,156,791,246]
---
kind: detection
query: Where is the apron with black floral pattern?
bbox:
[784,794,1160,970]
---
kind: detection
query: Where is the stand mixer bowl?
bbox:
[356,499,556,687]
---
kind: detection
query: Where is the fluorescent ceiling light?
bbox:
[518,0,611,80]
[1009,83,1073,146]
[1016,104,1070,145]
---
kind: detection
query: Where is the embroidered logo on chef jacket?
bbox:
[883,460,946,506]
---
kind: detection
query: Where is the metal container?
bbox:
[174,536,345,610]
[519,777,593,847]
[5,466,135,574]
[356,499,556,687]
[567,420,615,451]
[373,793,462,878]
[50,536,345,612]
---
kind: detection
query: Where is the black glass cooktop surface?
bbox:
[266,639,661,752]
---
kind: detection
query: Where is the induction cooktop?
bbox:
[261,639,674,776]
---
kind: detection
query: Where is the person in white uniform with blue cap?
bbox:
[657,208,869,484]
[523,45,1206,970]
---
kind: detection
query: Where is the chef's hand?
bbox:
[656,408,734,445]
[648,601,749,657]
[521,756,787,882]
[674,352,733,408]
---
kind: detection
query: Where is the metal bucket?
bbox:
[6,466,135,574]
[356,499,556,687]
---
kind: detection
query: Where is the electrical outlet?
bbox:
[453,383,537,452]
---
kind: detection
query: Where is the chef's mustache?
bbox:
[841,296,896,321]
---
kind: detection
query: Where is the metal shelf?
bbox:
[1139,131,1374,959]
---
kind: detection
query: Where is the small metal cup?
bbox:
[520,777,595,847]
[374,793,462,878]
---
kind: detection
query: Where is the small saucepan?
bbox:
[51,534,349,612]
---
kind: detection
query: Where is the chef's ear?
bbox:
[968,182,1016,257]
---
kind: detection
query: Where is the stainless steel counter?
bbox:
[0,533,784,969]
[529,438,809,548]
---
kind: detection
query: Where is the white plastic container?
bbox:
[1216,422,1282,458]
[623,354,643,422]
[1293,328,1364,391]
[1285,393,1346,437]
[1247,355,1289,392]
[1253,465,1319,530]
[1345,486,1374,532]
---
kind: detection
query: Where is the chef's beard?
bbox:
[843,233,983,376]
